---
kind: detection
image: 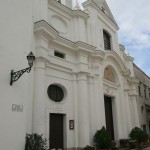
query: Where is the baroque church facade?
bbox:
[0,0,149,150]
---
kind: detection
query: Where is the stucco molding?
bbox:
[82,0,119,30]
[34,20,97,54]
[48,0,89,19]
[34,20,59,39]
[105,50,131,76]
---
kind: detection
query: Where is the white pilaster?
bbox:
[131,96,140,127]
[124,90,133,133]
[77,72,90,147]
[32,58,46,135]
[88,76,97,144]
[73,74,78,147]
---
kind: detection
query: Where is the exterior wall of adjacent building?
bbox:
[0,1,34,150]
[0,0,146,150]
[133,64,150,135]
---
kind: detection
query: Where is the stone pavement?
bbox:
[143,146,150,150]
[119,146,150,150]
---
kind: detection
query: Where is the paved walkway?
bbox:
[119,146,150,150]
[143,146,150,150]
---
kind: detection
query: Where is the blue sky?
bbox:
[78,0,150,76]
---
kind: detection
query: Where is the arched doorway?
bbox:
[103,66,117,140]
[104,96,114,140]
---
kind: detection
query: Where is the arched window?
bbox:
[103,30,111,50]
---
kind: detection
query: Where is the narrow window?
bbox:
[54,51,65,59]
[103,30,111,50]
[144,88,147,99]
[138,85,141,96]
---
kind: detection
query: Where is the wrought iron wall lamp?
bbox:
[10,52,35,85]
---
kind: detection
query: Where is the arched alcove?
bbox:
[104,66,116,83]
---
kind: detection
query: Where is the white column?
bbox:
[95,76,105,129]
[131,96,140,127]
[78,72,90,147]
[124,90,133,132]
[88,76,97,144]
[73,74,78,147]
[32,58,46,135]
[119,85,128,138]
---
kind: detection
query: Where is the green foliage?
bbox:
[129,127,144,143]
[93,126,112,149]
[25,133,48,150]
[83,145,95,150]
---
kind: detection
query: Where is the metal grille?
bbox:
[103,30,111,50]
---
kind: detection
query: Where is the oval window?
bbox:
[47,84,64,102]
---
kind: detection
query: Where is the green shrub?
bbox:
[25,133,48,150]
[129,127,144,144]
[93,126,111,149]
[83,145,95,150]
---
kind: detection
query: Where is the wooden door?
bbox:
[50,113,64,150]
[104,96,114,140]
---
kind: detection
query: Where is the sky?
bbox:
[78,0,150,77]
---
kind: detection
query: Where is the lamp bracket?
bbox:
[10,67,31,85]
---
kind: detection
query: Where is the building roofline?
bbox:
[133,63,150,80]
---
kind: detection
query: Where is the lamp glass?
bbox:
[27,52,35,67]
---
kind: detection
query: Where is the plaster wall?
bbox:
[0,0,142,149]
[0,0,34,150]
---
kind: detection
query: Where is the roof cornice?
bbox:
[82,0,119,30]
[48,0,89,19]
[34,20,96,54]
[34,20,59,39]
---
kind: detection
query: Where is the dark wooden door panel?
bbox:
[50,114,63,149]
[104,96,114,140]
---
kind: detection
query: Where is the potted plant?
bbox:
[93,126,112,150]
[25,133,48,150]
[129,127,144,148]
[84,145,95,150]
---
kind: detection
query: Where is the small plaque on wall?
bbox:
[69,120,74,130]
[12,104,23,112]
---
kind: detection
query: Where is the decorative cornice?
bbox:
[74,41,96,53]
[34,20,97,54]
[127,77,139,84]
[105,50,128,73]
[34,20,59,39]
[82,0,119,30]
[73,10,89,19]
[48,0,89,19]
[91,50,105,60]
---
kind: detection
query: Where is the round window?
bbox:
[47,84,64,102]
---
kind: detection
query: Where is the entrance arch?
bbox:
[103,65,120,140]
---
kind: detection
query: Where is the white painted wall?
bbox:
[0,0,34,150]
[0,0,141,150]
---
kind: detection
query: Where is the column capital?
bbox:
[34,57,48,69]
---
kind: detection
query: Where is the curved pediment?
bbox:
[105,50,131,76]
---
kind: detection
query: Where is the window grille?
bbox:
[103,30,111,50]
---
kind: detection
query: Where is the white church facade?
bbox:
[0,0,144,149]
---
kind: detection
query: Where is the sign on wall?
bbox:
[69,120,74,130]
[12,104,23,112]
